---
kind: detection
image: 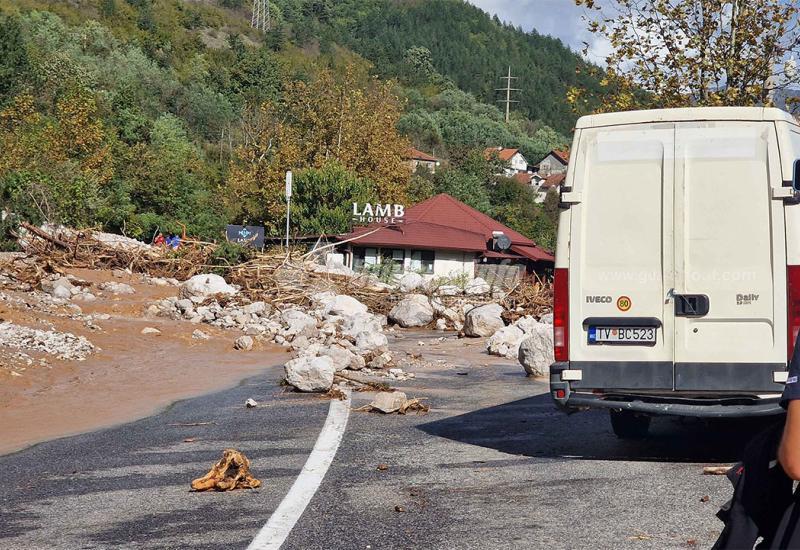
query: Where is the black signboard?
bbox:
[226,225,265,248]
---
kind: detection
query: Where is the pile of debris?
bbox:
[149,274,399,392]
[486,314,554,377]
[12,223,552,320]
[0,321,94,361]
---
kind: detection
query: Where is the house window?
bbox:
[380,248,405,273]
[352,247,378,271]
[410,249,434,274]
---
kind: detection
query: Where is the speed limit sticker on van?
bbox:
[588,326,656,344]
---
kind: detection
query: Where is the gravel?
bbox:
[0,321,94,360]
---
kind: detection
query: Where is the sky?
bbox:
[467,0,612,63]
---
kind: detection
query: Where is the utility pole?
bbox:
[496,66,520,123]
[251,0,270,32]
[284,170,292,250]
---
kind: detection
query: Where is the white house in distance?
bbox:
[535,172,565,203]
[536,149,569,177]
[484,147,528,177]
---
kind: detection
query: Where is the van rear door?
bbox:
[568,124,676,391]
[672,122,786,392]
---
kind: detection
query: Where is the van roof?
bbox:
[575,107,798,129]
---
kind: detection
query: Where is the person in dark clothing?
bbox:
[714,333,800,548]
[779,334,800,478]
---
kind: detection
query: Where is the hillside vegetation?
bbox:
[0,0,594,251]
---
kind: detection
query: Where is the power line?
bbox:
[251,0,270,32]
[496,66,520,123]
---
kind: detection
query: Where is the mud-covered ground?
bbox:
[0,266,288,455]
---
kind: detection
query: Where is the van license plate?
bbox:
[588,326,656,344]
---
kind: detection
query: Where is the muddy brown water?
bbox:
[0,268,288,455]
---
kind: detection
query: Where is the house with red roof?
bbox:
[404,147,441,173]
[535,172,566,203]
[484,146,529,177]
[339,193,553,281]
[536,149,569,177]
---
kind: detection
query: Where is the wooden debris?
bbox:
[13,223,553,319]
[191,449,261,491]
[702,466,732,476]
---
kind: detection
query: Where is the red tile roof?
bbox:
[512,172,534,185]
[347,221,487,252]
[540,172,565,190]
[343,194,553,262]
[551,149,570,163]
[484,147,520,162]
[405,147,439,162]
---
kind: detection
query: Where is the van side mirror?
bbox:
[794,159,800,192]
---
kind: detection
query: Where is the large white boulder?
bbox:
[464,303,505,337]
[518,323,554,377]
[355,330,389,356]
[514,315,540,334]
[181,274,237,299]
[320,343,365,371]
[486,324,526,358]
[389,294,434,328]
[465,277,491,295]
[281,309,318,340]
[399,272,424,292]
[284,355,335,392]
[340,313,383,339]
[322,294,368,318]
[42,277,74,300]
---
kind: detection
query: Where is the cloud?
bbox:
[467,0,610,64]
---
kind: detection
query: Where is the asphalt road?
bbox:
[0,332,780,549]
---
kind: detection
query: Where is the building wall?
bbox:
[431,250,476,279]
[538,154,567,177]
[350,246,475,280]
[408,159,438,174]
[509,152,528,173]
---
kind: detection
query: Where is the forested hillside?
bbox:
[0,0,595,251]
[315,0,602,135]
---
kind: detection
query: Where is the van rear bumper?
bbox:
[550,362,785,418]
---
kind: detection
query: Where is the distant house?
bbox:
[535,172,565,203]
[405,147,440,173]
[484,147,528,177]
[512,172,534,186]
[537,149,569,177]
[338,193,553,280]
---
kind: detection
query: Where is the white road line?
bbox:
[247,388,351,550]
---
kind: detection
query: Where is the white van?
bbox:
[550,107,800,438]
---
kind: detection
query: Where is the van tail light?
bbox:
[788,265,800,362]
[553,268,569,362]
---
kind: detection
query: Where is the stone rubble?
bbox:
[486,315,551,359]
[150,277,397,393]
[0,321,94,360]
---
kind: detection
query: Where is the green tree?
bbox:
[572,0,800,111]
[291,162,376,235]
[431,168,491,213]
[0,15,30,102]
[489,177,555,249]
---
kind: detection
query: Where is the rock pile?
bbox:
[0,321,94,360]
[486,315,551,359]
[149,278,394,393]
